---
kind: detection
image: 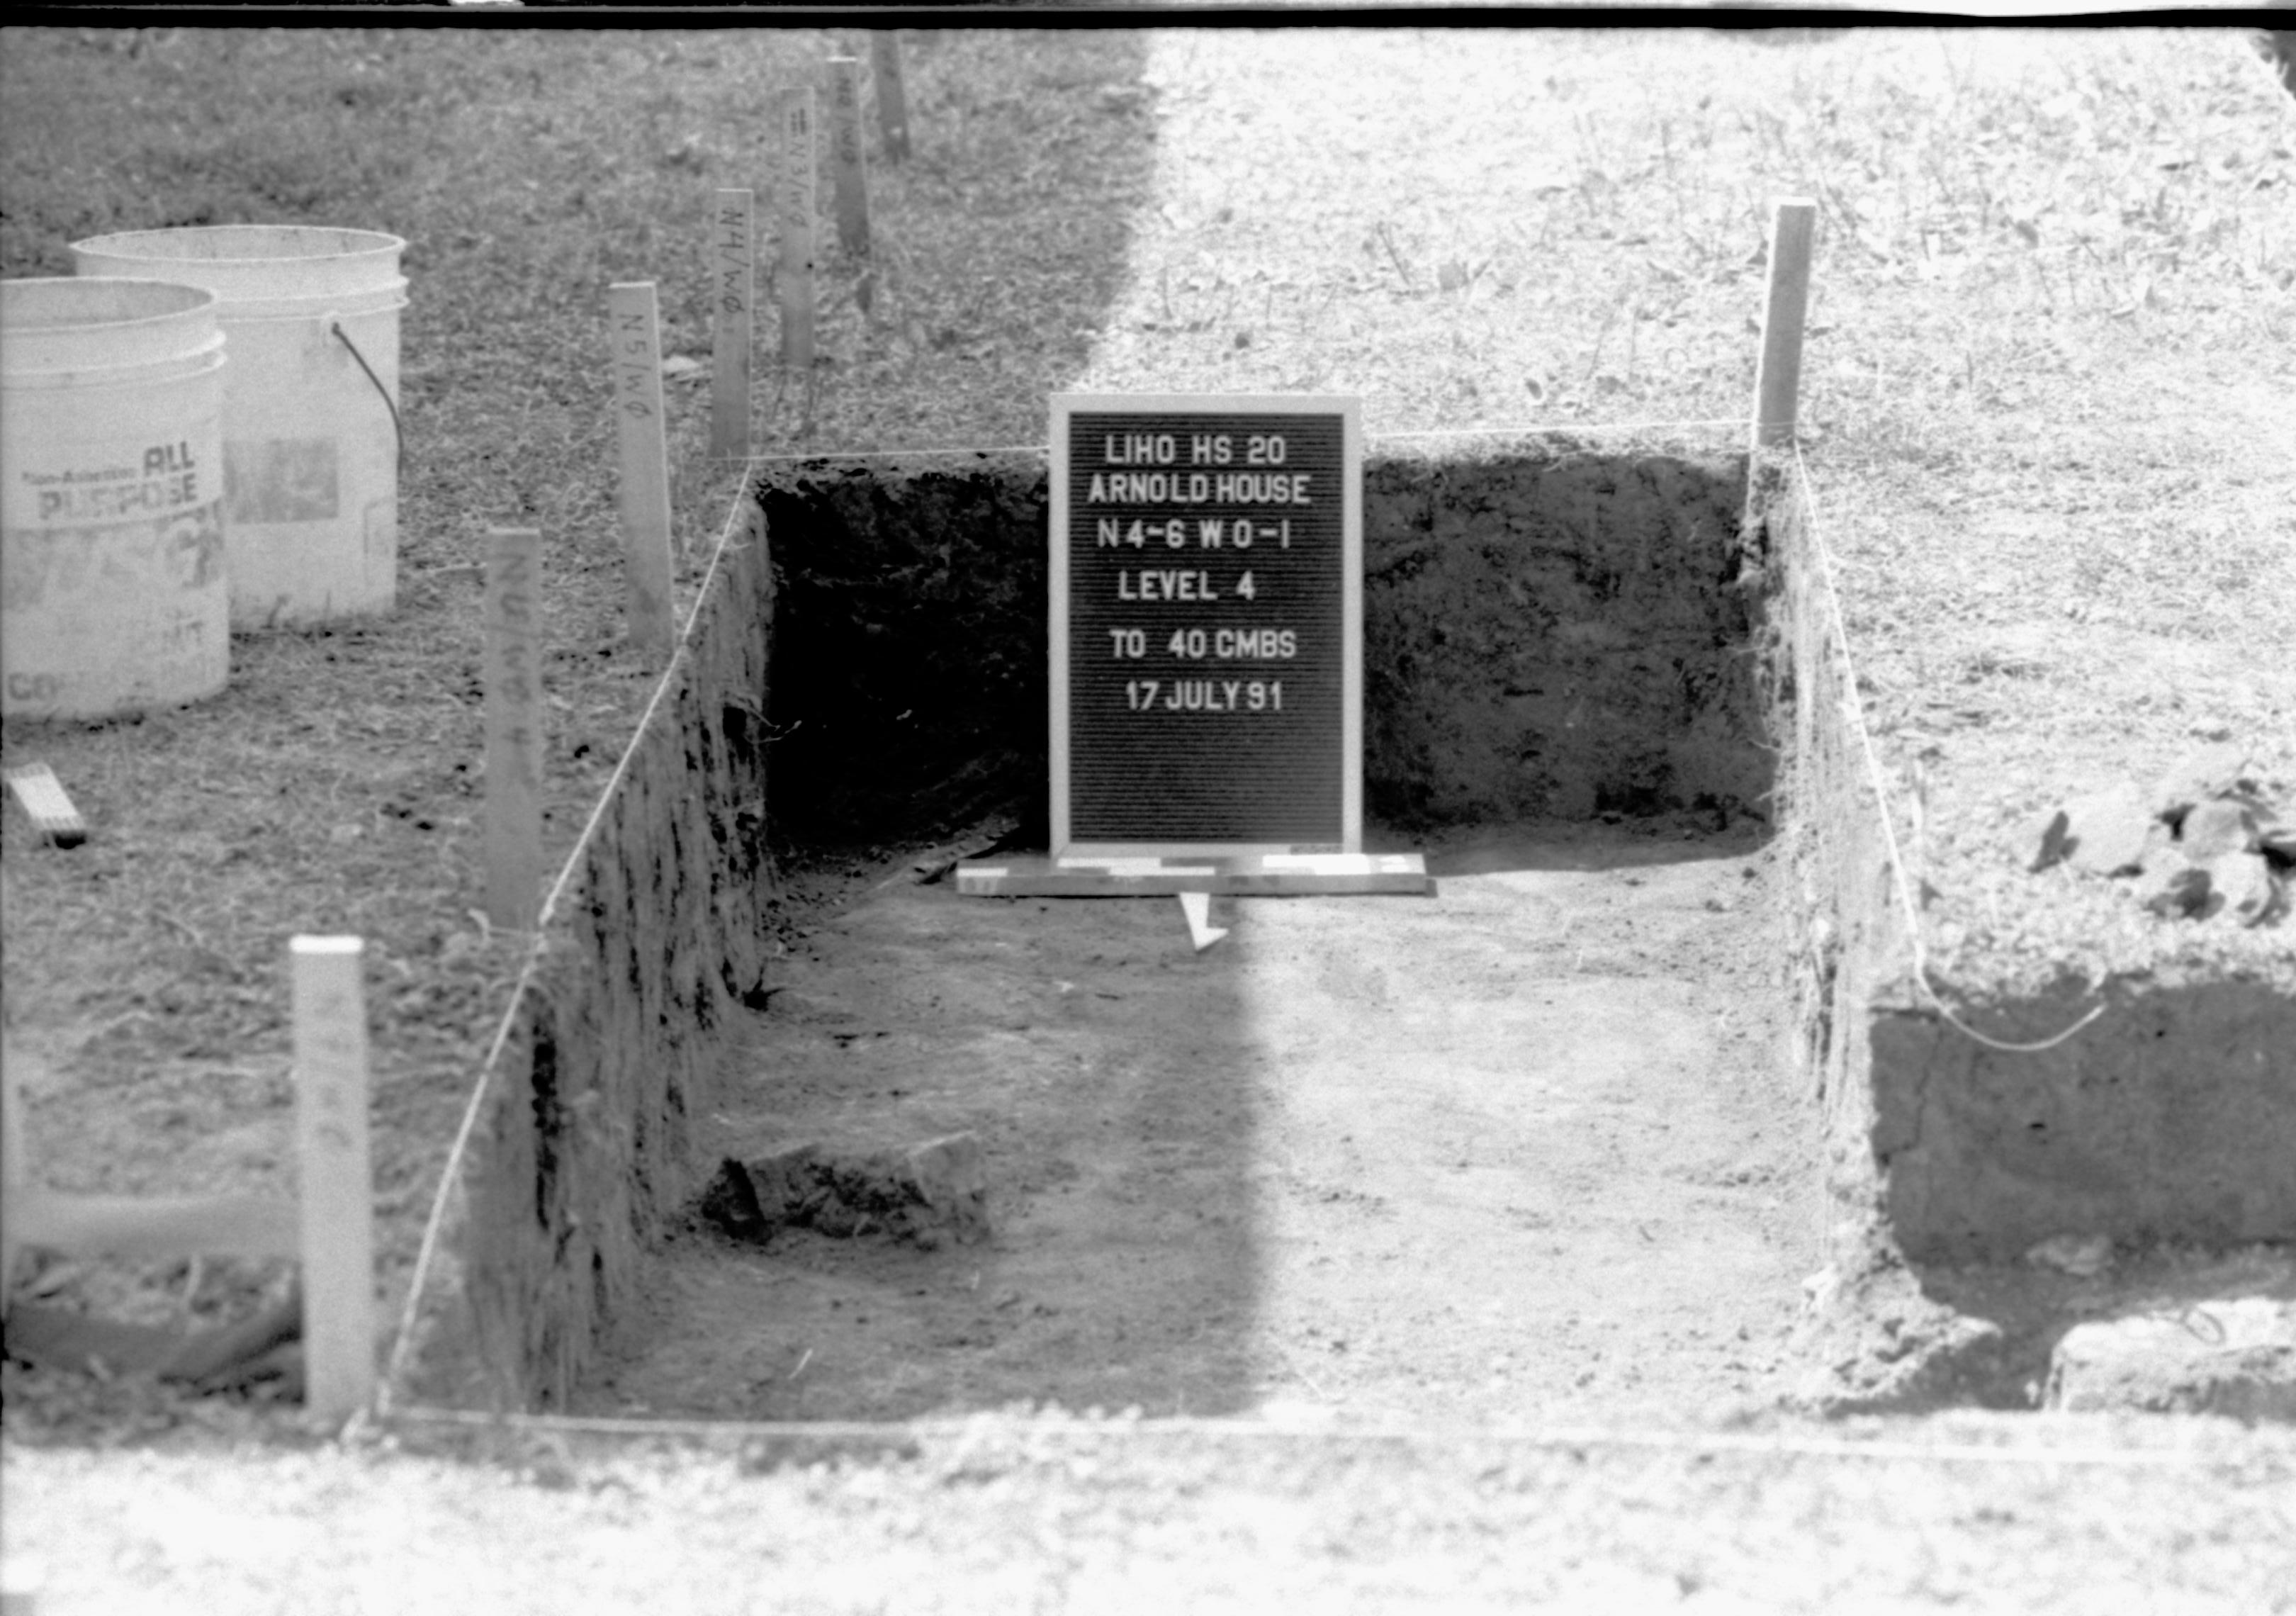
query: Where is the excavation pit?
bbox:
[572,817,1806,1425]
[386,442,2295,1428]
[595,440,1810,1425]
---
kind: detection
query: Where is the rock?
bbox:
[2134,834,2281,926]
[745,1142,824,1228]
[709,1133,991,1247]
[2136,851,2215,921]
[2178,797,2257,862]
[2210,849,2280,926]
[2043,1297,2296,1419]
[2152,742,2252,822]
[905,1131,991,1244]
[2060,781,2153,876]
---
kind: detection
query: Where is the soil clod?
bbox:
[694,1133,991,1250]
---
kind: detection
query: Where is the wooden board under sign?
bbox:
[958,851,1431,897]
[1050,393,1362,860]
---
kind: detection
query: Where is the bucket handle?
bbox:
[328,318,403,476]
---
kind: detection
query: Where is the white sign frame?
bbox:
[1049,392,1363,863]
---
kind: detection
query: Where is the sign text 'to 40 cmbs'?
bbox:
[1050,394,1363,860]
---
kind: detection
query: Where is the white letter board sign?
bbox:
[1050,393,1363,860]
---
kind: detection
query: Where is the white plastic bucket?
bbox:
[70,225,407,629]
[1,278,230,720]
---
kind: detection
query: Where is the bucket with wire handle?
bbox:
[72,225,407,629]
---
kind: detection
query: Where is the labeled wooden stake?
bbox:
[291,935,375,1423]
[483,527,546,932]
[826,57,872,262]
[870,32,911,163]
[1753,198,1817,451]
[709,189,755,461]
[779,86,818,372]
[607,281,677,659]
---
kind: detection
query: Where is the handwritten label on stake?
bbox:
[291,935,375,1423]
[607,282,676,658]
[483,527,545,932]
[826,57,871,262]
[1049,393,1363,859]
[870,33,911,162]
[779,86,818,371]
[709,189,755,459]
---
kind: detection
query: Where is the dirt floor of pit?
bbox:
[569,817,1822,1426]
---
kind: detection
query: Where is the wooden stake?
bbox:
[6,1192,300,1262]
[1,1050,29,1311]
[291,935,374,1423]
[709,189,755,461]
[483,527,546,933]
[0,1556,42,1616]
[826,57,872,261]
[607,281,677,660]
[779,86,818,372]
[1753,198,1817,451]
[3,763,86,849]
[870,32,911,163]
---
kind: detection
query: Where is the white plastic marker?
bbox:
[1178,891,1228,952]
[483,527,546,932]
[870,33,911,163]
[291,935,375,1423]
[607,281,676,661]
[3,763,86,848]
[1753,198,1816,451]
[709,189,755,460]
[779,86,818,372]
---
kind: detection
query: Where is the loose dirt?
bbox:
[574,816,1820,1426]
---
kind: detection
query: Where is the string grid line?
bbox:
[382,488,760,1406]
[736,415,1750,468]
[373,1401,2266,1471]
[1790,441,2105,1055]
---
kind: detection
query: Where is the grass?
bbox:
[1069,26,2296,998]
[0,23,1161,1423]
[2,22,2292,1438]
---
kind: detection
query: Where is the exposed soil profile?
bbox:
[392,451,2287,1427]
[760,446,1767,846]
[573,818,1820,1425]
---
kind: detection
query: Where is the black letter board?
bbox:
[1050,394,1362,859]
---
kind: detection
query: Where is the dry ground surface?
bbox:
[577,821,1816,1428]
[5,22,2296,1614]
